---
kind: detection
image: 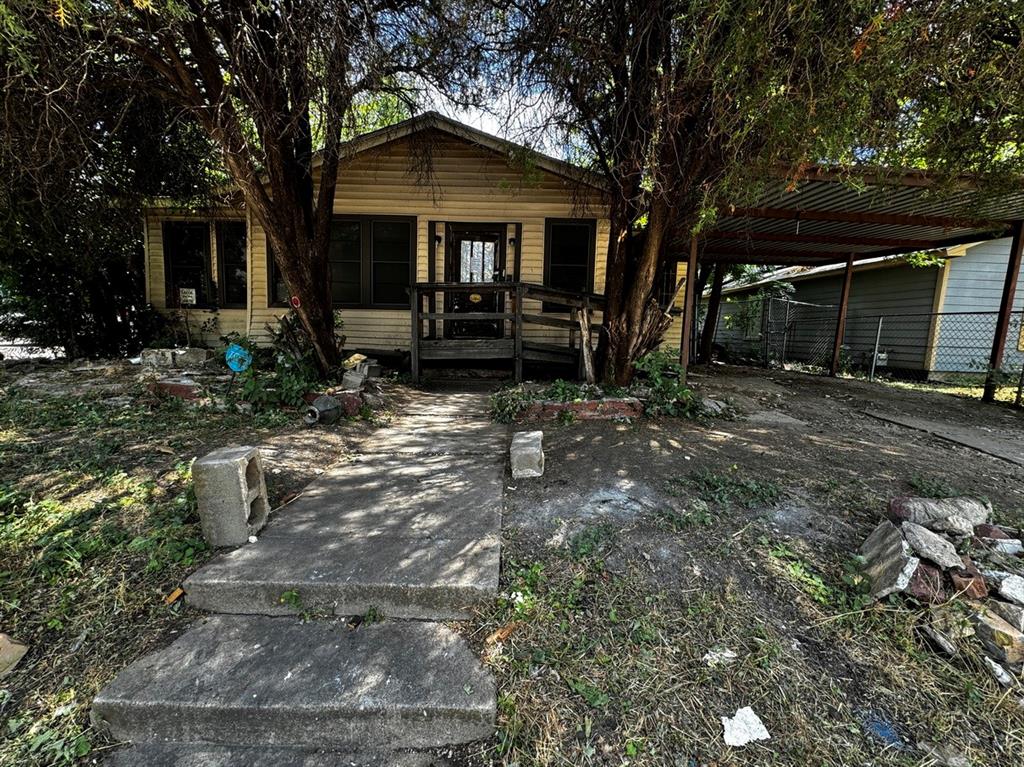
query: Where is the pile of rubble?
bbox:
[859,496,1024,685]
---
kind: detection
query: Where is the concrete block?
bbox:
[342,369,366,390]
[192,446,269,547]
[511,431,544,479]
[173,347,213,368]
[140,348,175,368]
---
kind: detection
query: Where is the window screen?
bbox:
[544,219,595,311]
[329,220,362,305]
[163,221,212,308]
[371,220,412,305]
[216,221,247,308]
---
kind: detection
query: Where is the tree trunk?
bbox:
[699,263,725,363]
[601,197,671,386]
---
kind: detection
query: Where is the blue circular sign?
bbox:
[225,343,253,373]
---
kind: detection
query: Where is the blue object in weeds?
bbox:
[225,343,253,373]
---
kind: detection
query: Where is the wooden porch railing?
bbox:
[410,282,605,383]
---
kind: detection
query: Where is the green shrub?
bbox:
[632,351,698,417]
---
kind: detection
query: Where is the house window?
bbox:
[163,220,247,309]
[163,221,213,308]
[543,218,596,311]
[658,261,680,310]
[268,215,414,308]
[216,221,247,308]
[371,220,414,305]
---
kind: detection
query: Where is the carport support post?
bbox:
[983,220,1024,403]
[829,253,855,376]
[679,236,699,381]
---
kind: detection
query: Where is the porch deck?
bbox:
[410,282,605,383]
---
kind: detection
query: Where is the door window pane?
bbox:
[329,220,361,305]
[459,239,497,283]
[163,221,212,307]
[372,221,411,305]
[217,221,247,308]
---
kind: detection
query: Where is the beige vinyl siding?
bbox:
[146,130,694,360]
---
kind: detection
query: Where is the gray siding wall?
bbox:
[934,238,1024,374]
[714,263,939,370]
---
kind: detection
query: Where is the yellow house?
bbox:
[144,113,684,374]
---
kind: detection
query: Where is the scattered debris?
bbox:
[164,587,184,606]
[858,709,910,751]
[721,706,770,747]
[983,656,1016,687]
[859,521,920,600]
[998,575,1024,606]
[304,394,344,425]
[901,522,962,570]
[887,496,992,536]
[971,606,1024,667]
[0,633,28,676]
[192,446,270,547]
[701,398,730,416]
[918,741,972,767]
[485,621,523,646]
[702,648,739,667]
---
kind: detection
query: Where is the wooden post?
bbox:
[410,286,421,385]
[427,220,438,339]
[516,280,524,382]
[983,220,1024,402]
[829,253,855,376]
[679,236,699,381]
[578,296,596,384]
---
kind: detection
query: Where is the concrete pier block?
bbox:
[192,446,269,547]
[511,431,544,479]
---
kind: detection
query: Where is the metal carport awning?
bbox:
[677,167,1024,402]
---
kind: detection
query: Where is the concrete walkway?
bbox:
[93,386,506,764]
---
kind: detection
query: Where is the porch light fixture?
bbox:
[508,236,517,247]
[434,234,444,245]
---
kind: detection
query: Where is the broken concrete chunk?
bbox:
[701,398,729,416]
[721,706,770,747]
[905,561,946,604]
[983,656,1015,688]
[901,522,962,570]
[975,523,1013,540]
[859,521,920,600]
[998,574,1024,606]
[0,633,28,677]
[510,431,544,479]
[950,557,988,599]
[989,601,1024,632]
[920,624,958,656]
[172,347,213,368]
[991,539,1024,556]
[887,497,991,536]
[971,606,1024,668]
[341,369,366,390]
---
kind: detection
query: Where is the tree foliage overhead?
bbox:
[505,0,1024,382]
[0,6,219,357]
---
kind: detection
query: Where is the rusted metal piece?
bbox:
[829,253,855,376]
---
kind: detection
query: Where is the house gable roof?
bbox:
[323,110,609,192]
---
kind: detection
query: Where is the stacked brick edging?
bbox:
[520,397,643,422]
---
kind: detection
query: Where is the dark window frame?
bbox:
[163,220,215,310]
[215,220,248,310]
[162,219,248,310]
[542,217,597,313]
[267,214,417,309]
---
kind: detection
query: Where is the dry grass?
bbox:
[467,471,1024,766]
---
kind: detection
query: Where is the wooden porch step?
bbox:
[419,338,515,360]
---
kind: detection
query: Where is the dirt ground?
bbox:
[466,364,1024,767]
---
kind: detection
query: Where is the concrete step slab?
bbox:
[105,743,448,767]
[92,617,495,751]
[185,535,500,619]
[262,454,503,541]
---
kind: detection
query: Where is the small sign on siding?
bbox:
[179,287,197,306]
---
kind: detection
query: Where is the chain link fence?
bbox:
[710,296,1024,404]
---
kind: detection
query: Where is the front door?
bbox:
[446,226,506,339]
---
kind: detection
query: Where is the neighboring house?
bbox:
[144,112,686,366]
[713,238,1024,378]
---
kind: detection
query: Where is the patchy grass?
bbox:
[880,377,1022,406]
[683,466,782,509]
[470,522,1024,766]
[0,378,301,766]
